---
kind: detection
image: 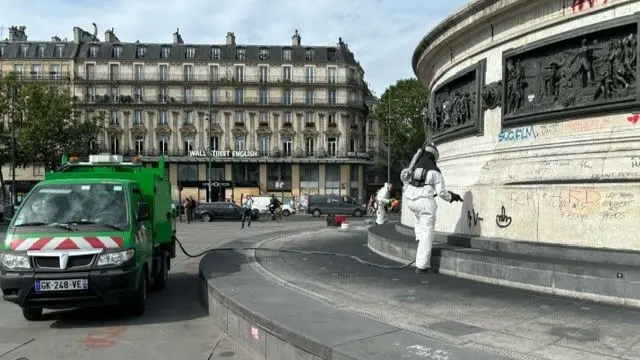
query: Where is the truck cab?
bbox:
[0,154,176,320]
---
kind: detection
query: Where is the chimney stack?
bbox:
[73,27,82,43]
[8,26,27,42]
[105,28,119,42]
[226,32,236,45]
[173,28,183,44]
[292,29,301,46]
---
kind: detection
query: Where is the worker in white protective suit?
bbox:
[400,143,463,273]
[375,182,393,224]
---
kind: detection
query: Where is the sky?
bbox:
[0,0,470,96]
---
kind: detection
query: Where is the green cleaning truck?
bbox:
[0,154,177,320]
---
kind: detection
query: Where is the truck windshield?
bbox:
[13,183,129,230]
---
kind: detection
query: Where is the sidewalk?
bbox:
[252,226,640,360]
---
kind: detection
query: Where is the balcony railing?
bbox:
[2,72,71,81]
[75,73,362,85]
[78,94,365,108]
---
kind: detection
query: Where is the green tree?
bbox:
[374,78,429,168]
[17,82,104,171]
[0,72,27,202]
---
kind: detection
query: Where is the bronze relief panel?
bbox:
[502,16,639,125]
[428,59,486,143]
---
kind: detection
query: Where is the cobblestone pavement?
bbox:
[254,226,640,360]
[0,218,326,360]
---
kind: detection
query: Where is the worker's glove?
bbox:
[449,191,463,203]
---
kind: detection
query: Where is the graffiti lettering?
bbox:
[468,208,483,227]
[496,206,512,228]
[628,114,639,124]
[591,171,640,180]
[571,0,611,13]
[509,190,537,209]
[599,191,635,220]
[80,326,127,349]
[498,126,537,142]
[632,156,640,168]
[543,189,601,209]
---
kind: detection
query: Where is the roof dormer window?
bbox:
[89,45,99,58]
[186,47,195,59]
[282,48,291,61]
[136,45,146,58]
[20,44,29,57]
[56,44,65,58]
[305,48,315,61]
[161,46,171,59]
[36,44,45,57]
[0,44,6,58]
[236,47,246,60]
[258,47,269,61]
[112,45,122,58]
[327,48,336,62]
[211,47,220,59]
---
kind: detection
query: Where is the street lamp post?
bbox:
[10,84,17,206]
[386,98,391,184]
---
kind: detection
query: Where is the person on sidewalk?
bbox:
[375,183,393,224]
[241,195,254,229]
[400,142,462,273]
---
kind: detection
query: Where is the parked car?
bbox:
[250,196,296,216]
[194,202,260,222]
[306,194,366,217]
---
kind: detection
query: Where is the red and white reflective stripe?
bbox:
[9,236,124,251]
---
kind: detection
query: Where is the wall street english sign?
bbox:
[189,150,259,158]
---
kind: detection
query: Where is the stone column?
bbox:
[223,112,231,150]
[172,111,180,153]
[295,112,303,154]
[146,111,155,152]
[123,111,131,152]
[249,112,256,151]
[198,111,205,150]
[271,112,280,153]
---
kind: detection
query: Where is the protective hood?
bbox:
[376,182,392,201]
[423,143,439,161]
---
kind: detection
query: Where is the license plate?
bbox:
[35,279,88,292]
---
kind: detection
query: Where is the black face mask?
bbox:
[415,152,440,174]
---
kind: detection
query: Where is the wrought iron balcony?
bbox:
[74,73,363,86]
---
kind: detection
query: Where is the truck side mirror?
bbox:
[3,204,14,223]
[136,202,150,222]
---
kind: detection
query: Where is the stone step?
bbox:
[369,222,640,308]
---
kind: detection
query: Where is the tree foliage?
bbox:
[374,78,429,167]
[17,83,104,171]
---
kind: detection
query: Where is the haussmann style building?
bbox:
[0,25,378,204]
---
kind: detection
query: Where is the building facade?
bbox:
[410,0,640,251]
[0,25,377,204]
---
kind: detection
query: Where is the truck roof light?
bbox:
[132,156,142,165]
[89,154,123,164]
[68,156,80,164]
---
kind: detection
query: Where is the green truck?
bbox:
[0,154,177,320]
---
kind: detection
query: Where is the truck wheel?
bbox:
[128,271,147,316]
[154,252,169,291]
[22,307,43,321]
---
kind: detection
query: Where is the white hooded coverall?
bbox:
[375,182,392,225]
[400,145,457,270]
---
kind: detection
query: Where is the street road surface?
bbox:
[0,217,326,360]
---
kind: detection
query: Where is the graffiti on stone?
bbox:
[496,206,512,228]
[498,126,537,142]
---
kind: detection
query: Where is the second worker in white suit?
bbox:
[375,182,393,225]
[401,143,462,273]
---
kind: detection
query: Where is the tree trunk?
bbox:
[0,165,7,204]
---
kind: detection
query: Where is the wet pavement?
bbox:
[253,225,640,360]
[0,219,326,360]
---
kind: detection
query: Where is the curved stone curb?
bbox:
[368,223,640,309]
[198,228,532,360]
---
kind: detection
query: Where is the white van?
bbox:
[250,196,296,216]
